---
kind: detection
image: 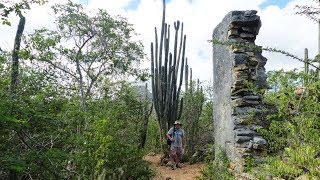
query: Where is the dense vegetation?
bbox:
[258,69,320,179]
[1,0,319,179]
[0,1,153,179]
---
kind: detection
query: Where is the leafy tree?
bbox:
[0,1,153,179]
[0,58,153,179]
[0,0,47,25]
[22,0,146,130]
[74,81,154,179]
[0,56,70,178]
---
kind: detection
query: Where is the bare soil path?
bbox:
[144,154,206,180]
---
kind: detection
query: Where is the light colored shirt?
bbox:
[168,127,184,147]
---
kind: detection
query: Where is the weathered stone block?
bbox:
[232,106,258,115]
[228,38,247,43]
[239,32,255,39]
[243,95,260,100]
[234,118,254,126]
[232,98,260,107]
[252,137,267,150]
[229,23,240,29]
[248,57,259,66]
[232,47,246,53]
[245,100,260,105]
[249,125,263,131]
[234,65,249,71]
[234,71,249,79]
[245,51,255,57]
[236,142,253,149]
[256,68,269,89]
[232,98,246,107]
[230,11,260,27]
[228,28,239,38]
[235,129,258,137]
[234,53,250,66]
[241,26,259,35]
[236,136,252,143]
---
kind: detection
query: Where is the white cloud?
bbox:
[0,0,317,82]
[0,0,70,50]
[123,0,317,81]
[256,0,318,72]
[87,0,131,15]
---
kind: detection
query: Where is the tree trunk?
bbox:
[74,35,94,131]
[75,60,86,112]
[9,15,25,180]
[157,117,168,152]
[11,16,25,96]
[159,126,170,165]
[139,103,153,149]
[75,59,87,132]
[139,119,149,149]
[318,20,320,78]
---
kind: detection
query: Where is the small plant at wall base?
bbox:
[244,156,256,173]
[198,148,233,180]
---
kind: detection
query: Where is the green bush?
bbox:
[263,157,303,179]
[244,156,256,173]
[198,148,233,180]
[204,144,215,163]
[73,119,153,179]
[144,118,161,153]
[258,70,320,179]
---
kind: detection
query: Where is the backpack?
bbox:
[166,127,176,146]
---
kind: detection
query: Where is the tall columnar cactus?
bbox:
[151,0,188,134]
[303,48,319,85]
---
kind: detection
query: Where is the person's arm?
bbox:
[166,133,174,141]
[167,128,174,142]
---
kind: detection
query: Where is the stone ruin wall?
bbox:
[212,10,269,173]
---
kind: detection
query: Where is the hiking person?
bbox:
[166,121,185,170]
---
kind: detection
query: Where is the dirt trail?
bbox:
[144,154,206,180]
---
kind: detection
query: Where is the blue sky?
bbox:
[259,0,293,9]
[79,0,293,10]
[124,0,141,10]
[78,0,142,10]
[79,0,88,5]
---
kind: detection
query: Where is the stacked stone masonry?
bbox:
[212,10,269,174]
